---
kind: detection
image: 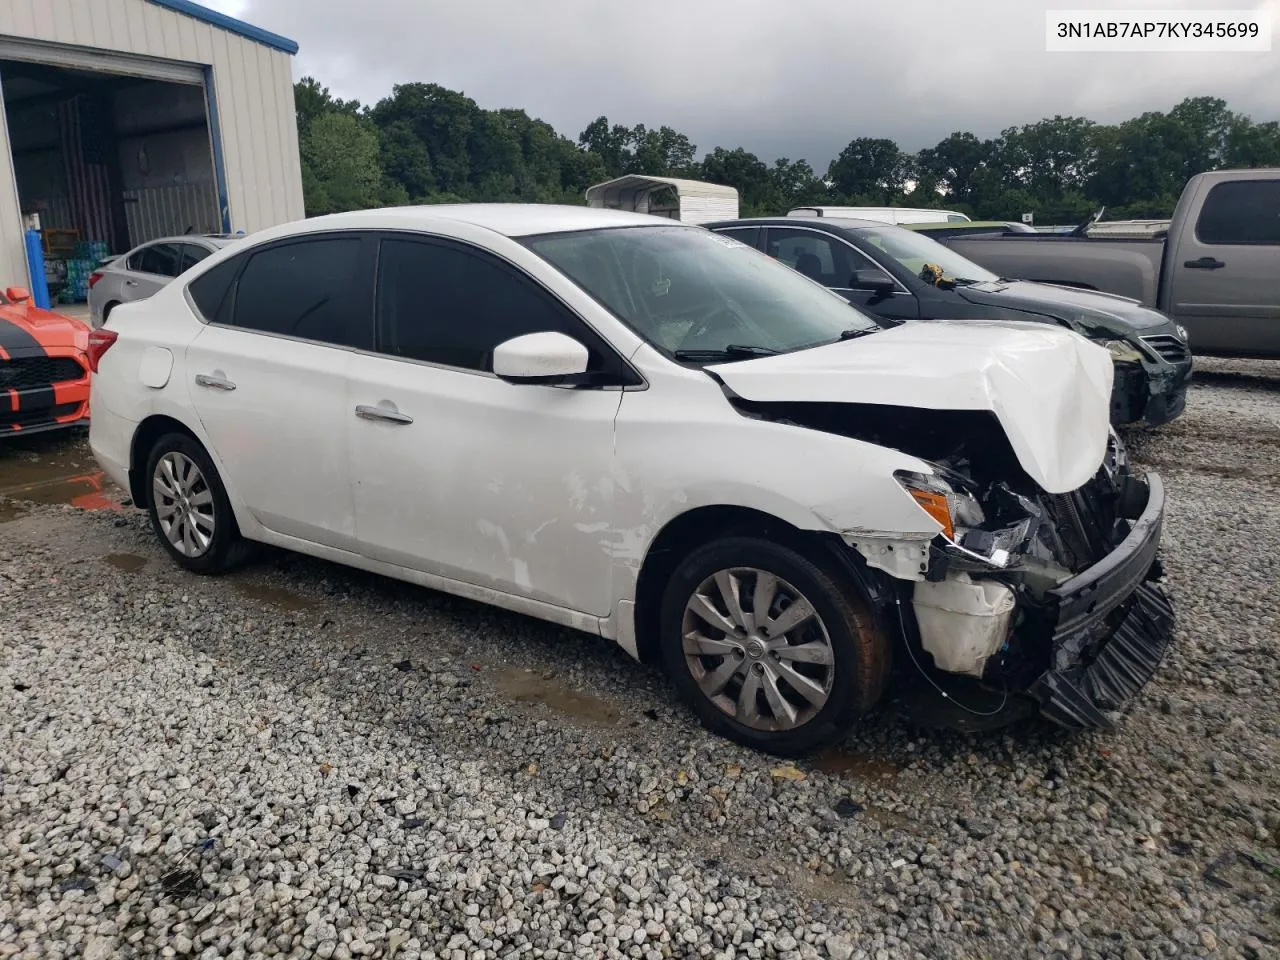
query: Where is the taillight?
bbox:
[88,271,104,289]
[86,328,118,373]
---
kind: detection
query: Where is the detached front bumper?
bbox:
[1028,473,1174,728]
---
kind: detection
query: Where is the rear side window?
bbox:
[712,227,759,248]
[1196,180,1280,245]
[187,256,241,325]
[375,237,623,376]
[230,237,371,349]
[181,244,212,272]
[137,243,184,276]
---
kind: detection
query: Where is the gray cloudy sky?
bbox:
[213,0,1279,169]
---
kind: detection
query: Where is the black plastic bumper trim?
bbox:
[1047,472,1165,642]
[1032,582,1174,729]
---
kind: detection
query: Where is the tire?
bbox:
[658,536,889,756]
[101,301,118,324]
[144,432,249,574]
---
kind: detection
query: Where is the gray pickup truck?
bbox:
[938,169,1280,357]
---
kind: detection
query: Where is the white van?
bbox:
[788,206,971,225]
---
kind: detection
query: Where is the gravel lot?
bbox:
[2,358,1278,960]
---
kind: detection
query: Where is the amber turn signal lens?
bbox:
[908,488,954,540]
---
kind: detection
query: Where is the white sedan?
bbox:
[87,205,1173,753]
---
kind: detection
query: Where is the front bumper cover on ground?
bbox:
[1029,473,1173,728]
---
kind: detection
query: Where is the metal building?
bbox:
[0,0,304,299]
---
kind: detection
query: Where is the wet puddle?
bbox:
[496,668,620,726]
[103,553,148,573]
[812,747,902,783]
[234,581,318,612]
[0,435,124,516]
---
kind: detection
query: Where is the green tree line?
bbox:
[296,78,1280,224]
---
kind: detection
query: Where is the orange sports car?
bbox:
[0,286,91,436]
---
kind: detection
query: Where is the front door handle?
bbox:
[195,373,236,391]
[355,403,413,425]
[1184,256,1225,269]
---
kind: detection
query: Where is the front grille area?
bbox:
[1141,335,1190,363]
[1,401,81,428]
[0,356,86,390]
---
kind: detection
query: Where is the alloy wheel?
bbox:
[153,451,216,558]
[680,567,835,731]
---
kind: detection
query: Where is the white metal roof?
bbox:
[586,176,739,202]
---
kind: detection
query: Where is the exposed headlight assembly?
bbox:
[1099,339,1146,363]
[894,471,985,541]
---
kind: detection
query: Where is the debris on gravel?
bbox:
[1,359,1278,959]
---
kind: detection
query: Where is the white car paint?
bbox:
[89,204,1111,665]
[709,321,1114,495]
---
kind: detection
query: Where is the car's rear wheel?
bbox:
[658,536,889,755]
[144,432,247,574]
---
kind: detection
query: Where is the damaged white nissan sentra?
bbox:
[87,205,1173,754]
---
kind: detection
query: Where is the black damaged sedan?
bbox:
[705,216,1193,427]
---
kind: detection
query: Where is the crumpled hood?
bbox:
[957,279,1173,332]
[709,321,1114,494]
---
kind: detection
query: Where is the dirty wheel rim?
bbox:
[153,452,215,558]
[681,567,835,732]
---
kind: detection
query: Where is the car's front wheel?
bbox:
[659,536,889,755]
[144,432,247,574]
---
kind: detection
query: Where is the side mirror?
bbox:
[493,331,590,384]
[850,269,895,293]
[5,286,31,303]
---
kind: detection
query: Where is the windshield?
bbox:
[520,225,880,359]
[851,225,999,284]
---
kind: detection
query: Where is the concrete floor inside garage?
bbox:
[1,58,220,303]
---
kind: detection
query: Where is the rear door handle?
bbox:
[355,403,413,425]
[1184,257,1225,269]
[124,279,139,287]
[195,373,236,391]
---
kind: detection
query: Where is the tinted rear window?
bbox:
[1196,180,1280,245]
[231,237,370,348]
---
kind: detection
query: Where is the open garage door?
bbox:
[0,39,226,303]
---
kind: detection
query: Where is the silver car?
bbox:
[88,235,239,328]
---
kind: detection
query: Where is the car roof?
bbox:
[704,216,890,231]
[298,204,673,239]
[122,235,238,253]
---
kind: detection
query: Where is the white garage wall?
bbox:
[0,0,303,287]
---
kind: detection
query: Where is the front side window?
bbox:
[521,225,880,359]
[765,228,874,287]
[849,225,999,284]
[229,236,371,349]
[1196,180,1280,245]
[375,237,622,376]
[137,243,184,277]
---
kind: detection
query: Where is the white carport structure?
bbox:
[585,175,739,225]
